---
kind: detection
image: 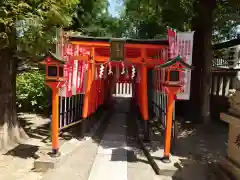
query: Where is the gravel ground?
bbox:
[0,113,51,180]
[156,121,228,180]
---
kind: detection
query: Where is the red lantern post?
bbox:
[40,52,66,157]
[156,56,193,163]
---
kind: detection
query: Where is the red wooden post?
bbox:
[51,87,60,155]
[162,87,179,162]
[82,48,95,118]
[45,82,63,157]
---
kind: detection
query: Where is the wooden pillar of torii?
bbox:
[140,48,150,142]
[82,47,95,118]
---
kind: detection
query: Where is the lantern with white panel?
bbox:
[40,51,67,157]
[40,51,66,89]
[156,56,193,163]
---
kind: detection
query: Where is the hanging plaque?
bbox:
[110,39,125,61]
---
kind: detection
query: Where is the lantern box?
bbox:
[110,38,125,61]
[40,51,66,82]
[156,56,193,87]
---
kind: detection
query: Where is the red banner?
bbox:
[76,61,84,94]
[167,28,178,59]
[66,61,74,97]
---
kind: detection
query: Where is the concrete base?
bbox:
[48,151,61,158]
[34,155,59,172]
[160,156,171,164]
[34,138,82,172]
[143,141,181,177]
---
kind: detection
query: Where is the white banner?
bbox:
[71,60,78,95]
[59,85,66,97]
[176,31,194,100]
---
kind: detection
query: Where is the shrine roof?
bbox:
[69,36,168,46]
[156,56,193,69]
[40,51,65,64]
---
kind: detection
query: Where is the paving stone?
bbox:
[101,134,127,141]
[88,154,128,180]
[41,140,99,180]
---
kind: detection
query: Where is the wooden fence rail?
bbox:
[210,70,237,121]
[59,94,84,130]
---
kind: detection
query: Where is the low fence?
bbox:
[211,70,236,96]
[150,68,176,141]
[59,94,84,130]
[212,58,240,69]
[210,69,237,121]
[56,73,110,130]
[112,82,133,98]
[152,90,175,127]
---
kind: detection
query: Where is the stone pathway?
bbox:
[88,113,128,180]
[40,99,163,180]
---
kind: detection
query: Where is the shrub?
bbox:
[16,70,50,113]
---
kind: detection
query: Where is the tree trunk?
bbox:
[0,47,28,152]
[190,23,203,123]
[190,0,216,124]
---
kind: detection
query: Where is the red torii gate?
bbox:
[41,30,193,163]
[68,37,168,140]
[69,38,168,106]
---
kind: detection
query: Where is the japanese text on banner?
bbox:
[176,32,194,100]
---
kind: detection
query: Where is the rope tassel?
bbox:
[108,62,113,75]
[121,62,125,75]
[99,64,104,79]
[131,65,135,79]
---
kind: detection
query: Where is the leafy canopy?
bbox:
[122,0,240,42]
[0,0,79,61]
[71,0,124,37]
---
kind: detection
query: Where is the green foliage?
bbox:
[72,0,108,29]
[213,1,240,42]
[16,70,49,113]
[71,0,125,37]
[0,0,79,61]
[122,0,196,38]
[89,14,125,37]
[122,0,240,41]
[123,0,166,38]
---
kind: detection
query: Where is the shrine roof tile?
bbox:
[156,56,193,69]
[69,36,168,46]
